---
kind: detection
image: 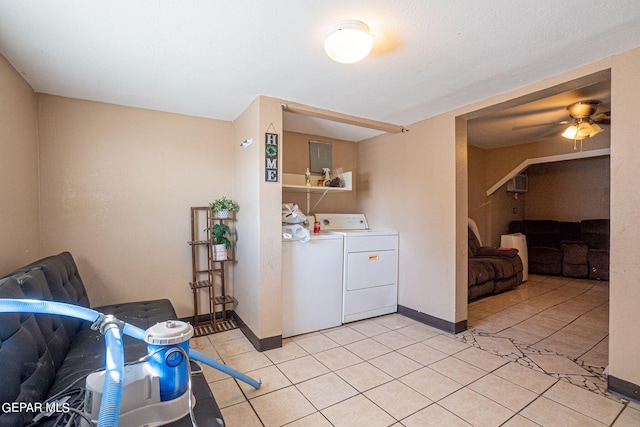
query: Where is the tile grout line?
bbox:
[211,286,617,426]
[465,276,624,407]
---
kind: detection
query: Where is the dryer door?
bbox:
[346,249,397,290]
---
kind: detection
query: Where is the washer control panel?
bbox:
[314,213,369,231]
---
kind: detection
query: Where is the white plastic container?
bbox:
[501,233,528,281]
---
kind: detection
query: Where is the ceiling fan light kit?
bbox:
[559,100,608,149]
[566,100,600,119]
[324,20,373,64]
[561,120,603,139]
[561,124,579,140]
[561,119,602,140]
[512,99,609,147]
[589,122,604,136]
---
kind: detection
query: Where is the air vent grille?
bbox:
[507,174,528,193]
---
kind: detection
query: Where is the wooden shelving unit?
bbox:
[188,206,238,337]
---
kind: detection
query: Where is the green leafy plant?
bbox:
[209,197,238,213]
[209,223,232,249]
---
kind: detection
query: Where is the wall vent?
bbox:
[507,174,528,193]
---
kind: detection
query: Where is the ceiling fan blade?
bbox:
[512,121,569,131]
[593,111,611,124]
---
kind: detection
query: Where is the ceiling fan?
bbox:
[513,99,610,141]
[511,99,611,151]
[560,100,610,140]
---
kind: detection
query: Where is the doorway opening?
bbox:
[456,69,611,396]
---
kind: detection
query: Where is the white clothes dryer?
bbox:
[315,213,399,323]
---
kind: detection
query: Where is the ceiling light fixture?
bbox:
[589,122,604,137]
[561,124,579,140]
[324,20,373,64]
[561,118,604,151]
[560,100,606,151]
[561,119,604,140]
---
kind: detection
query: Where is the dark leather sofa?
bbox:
[508,219,609,280]
[0,252,224,426]
[468,228,524,301]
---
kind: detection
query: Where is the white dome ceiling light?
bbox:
[324,20,373,64]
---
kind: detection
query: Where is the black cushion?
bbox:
[14,252,90,342]
[561,241,589,278]
[559,221,582,242]
[522,220,561,248]
[0,272,62,426]
[581,219,610,250]
[528,246,563,275]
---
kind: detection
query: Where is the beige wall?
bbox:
[468,140,610,246]
[282,131,357,215]
[36,94,233,317]
[358,47,640,389]
[0,55,41,273]
[484,188,525,248]
[257,97,284,339]
[231,97,262,335]
[467,145,489,240]
[483,139,609,247]
[468,145,525,247]
[358,116,459,324]
[525,157,610,221]
[484,137,610,188]
[609,47,640,388]
[232,96,283,340]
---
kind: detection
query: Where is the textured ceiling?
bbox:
[1,1,639,143]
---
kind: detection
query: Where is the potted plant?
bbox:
[209,223,232,260]
[209,197,238,219]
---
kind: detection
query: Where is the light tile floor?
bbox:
[190,275,640,426]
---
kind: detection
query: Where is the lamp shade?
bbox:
[589,123,604,137]
[324,20,373,64]
[576,121,593,138]
[561,125,579,139]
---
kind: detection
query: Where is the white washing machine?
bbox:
[315,213,399,323]
[282,232,344,338]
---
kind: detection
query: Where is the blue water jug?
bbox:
[144,320,194,401]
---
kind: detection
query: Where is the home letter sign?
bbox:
[265,133,278,182]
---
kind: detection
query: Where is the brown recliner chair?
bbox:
[468,227,524,301]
